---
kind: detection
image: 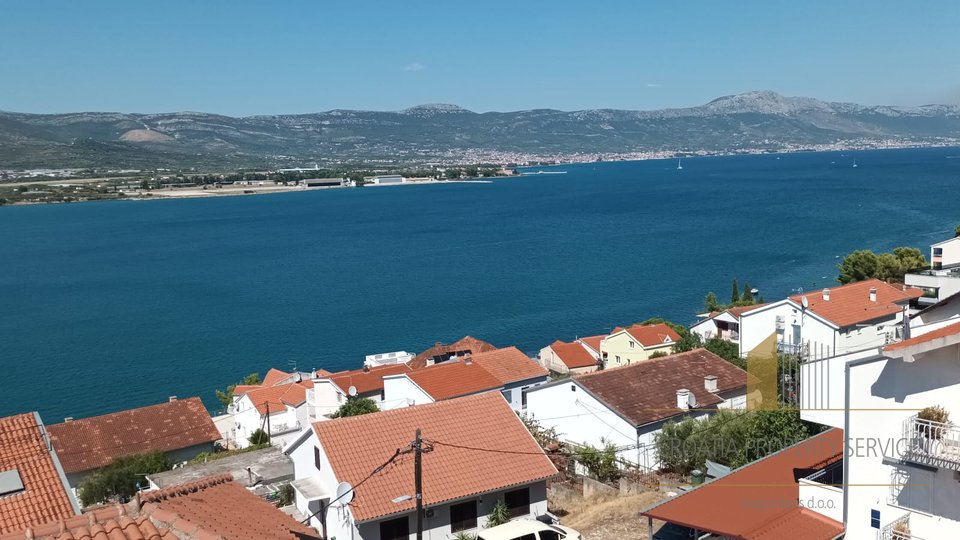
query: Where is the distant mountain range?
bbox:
[2,90,960,170]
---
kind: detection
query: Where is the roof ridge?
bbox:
[140,473,233,503]
[312,392,493,430]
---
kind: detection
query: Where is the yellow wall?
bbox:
[600,332,674,367]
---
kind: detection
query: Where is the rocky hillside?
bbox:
[2,91,959,169]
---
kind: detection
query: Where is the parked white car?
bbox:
[477,520,582,540]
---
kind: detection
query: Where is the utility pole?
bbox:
[414,428,423,540]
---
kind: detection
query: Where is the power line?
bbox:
[424,438,550,456]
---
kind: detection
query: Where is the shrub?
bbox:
[573,440,620,483]
[486,499,510,528]
[917,405,950,439]
[78,452,171,506]
[331,397,379,418]
[249,428,270,445]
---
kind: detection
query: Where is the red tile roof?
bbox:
[262,368,292,387]
[410,336,498,369]
[138,475,319,540]
[575,349,749,427]
[884,320,960,351]
[312,393,557,523]
[610,323,681,348]
[0,413,77,534]
[47,398,220,474]
[469,347,548,384]
[0,475,320,540]
[241,381,313,415]
[789,279,919,328]
[327,364,412,396]
[725,303,769,318]
[548,340,598,369]
[578,335,604,354]
[406,361,504,400]
[642,429,843,540]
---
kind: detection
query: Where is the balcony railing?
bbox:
[879,512,925,540]
[901,415,960,471]
[269,421,302,436]
[777,341,807,357]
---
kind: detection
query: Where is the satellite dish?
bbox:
[334,481,354,506]
[802,296,809,309]
[348,386,358,397]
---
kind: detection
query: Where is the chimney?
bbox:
[64,417,73,423]
[704,375,718,393]
[168,396,177,402]
[464,356,473,366]
[822,288,830,301]
[676,389,691,410]
[869,287,877,303]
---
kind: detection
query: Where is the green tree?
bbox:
[330,397,379,418]
[955,225,960,238]
[78,452,171,506]
[248,428,270,446]
[704,337,744,369]
[740,282,754,304]
[649,350,670,359]
[731,279,740,304]
[892,247,927,273]
[704,292,721,313]
[837,250,879,284]
[216,373,261,408]
[519,413,560,448]
[573,440,620,483]
[486,499,510,528]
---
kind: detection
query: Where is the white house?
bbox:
[232,379,312,449]
[690,303,768,347]
[367,174,405,185]
[363,351,414,368]
[382,347,549,411]
[905,236,960,305]
[283,392,557,540]
[799,319,960,539]
[307,364,413,418]
[525,349,750,471]
[739,279,920,360]
[537,338,600,375]
[910,290,960,336]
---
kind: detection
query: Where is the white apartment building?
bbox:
[905,236,960,305]
[799,318,960,539]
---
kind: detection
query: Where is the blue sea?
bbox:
[2,147,958,422]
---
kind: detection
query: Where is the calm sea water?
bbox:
[2,147,959,421]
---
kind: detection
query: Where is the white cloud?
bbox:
[646,83,662,88]
[403,63,426,72]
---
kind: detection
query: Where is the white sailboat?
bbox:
[852,159,858,168]
[677,158,683,170]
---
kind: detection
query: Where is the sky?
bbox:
[2,1,959,116]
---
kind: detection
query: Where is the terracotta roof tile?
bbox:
[642,429,843,540]
[789,279,919,328]
[2,475,318,540]
[0,413,77,535]
[326,364,412,396]
[47,398,220,474]
[547,340,598,369]
[575,349,748,426]
[410,336,498,369]
[312,393,557,522]
[725,303,769,318]
[469,347,548,384]
[406,361,504,400]
[139,475,318,540]
[578,335,604,354]
[261,369,291,387]
[885,320,960,351]
[611,323,681,348]
[241,382,313,415]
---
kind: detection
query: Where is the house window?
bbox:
[521,386,530,408]
[379,516,409,540]
[314,447,322,471]
[450,500,478,532]
[570,384,576,392]
[504,488,530,518]
[540,531,561,540]
[615,355,620,363]
[629,341,635,349]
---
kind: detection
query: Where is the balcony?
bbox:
[777,341,807,357]
[900,415,960,471]
[268,421,302,436]
[879,513,925,540]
